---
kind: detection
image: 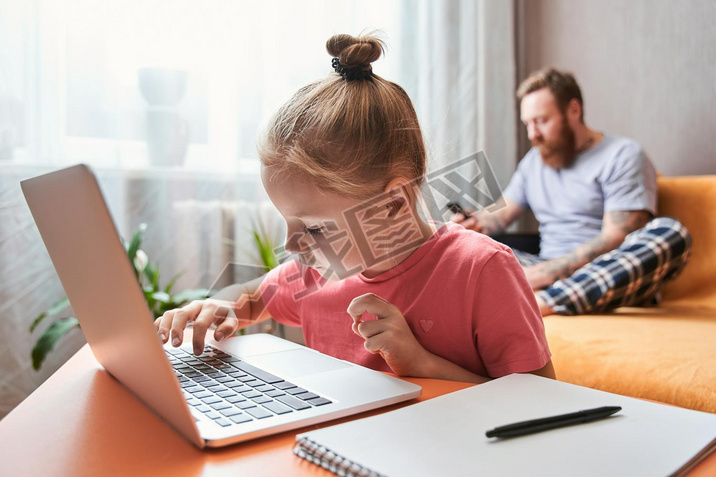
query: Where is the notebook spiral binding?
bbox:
[293,437,386,477]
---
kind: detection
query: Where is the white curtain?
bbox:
[0,0,518,419]
[405,0,518,188]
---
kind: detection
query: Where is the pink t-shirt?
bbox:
[259,222,551,378]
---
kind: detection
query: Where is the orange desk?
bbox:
[1,345,714,477]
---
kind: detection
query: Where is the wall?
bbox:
[516,0,716,176]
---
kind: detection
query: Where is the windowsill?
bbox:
[0,137,261,182]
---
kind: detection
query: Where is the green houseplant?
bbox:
[29,223,210,370]
[225,210,285,336]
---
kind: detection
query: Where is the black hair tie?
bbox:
[331,57,372,81]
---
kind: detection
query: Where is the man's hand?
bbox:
[522,265,557,291]
[451,211,492,234]
[449,197,524,236]
[522,210,652,291]
[347,293,431,377]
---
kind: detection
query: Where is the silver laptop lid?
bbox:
[21,164,203,447]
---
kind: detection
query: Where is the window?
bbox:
[1,0,406,173]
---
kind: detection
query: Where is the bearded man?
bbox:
[453,68,691,316]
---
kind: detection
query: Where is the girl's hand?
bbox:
[346,293,430,377]
[154,298,242,355]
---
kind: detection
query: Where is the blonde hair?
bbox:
[259,33,426,200]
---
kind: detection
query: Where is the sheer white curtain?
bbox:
[404,0,518,187]
[0,0,518,419]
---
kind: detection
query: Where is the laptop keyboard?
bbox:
[165,346,333,427]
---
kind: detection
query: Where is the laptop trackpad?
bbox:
[247,348,351,378]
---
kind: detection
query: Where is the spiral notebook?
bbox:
[293,374,716,477]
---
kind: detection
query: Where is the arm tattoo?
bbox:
[541,235,610,281]
[607,210,651,235]
[535,211,650,283]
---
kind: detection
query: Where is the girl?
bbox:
[156,33,554,384]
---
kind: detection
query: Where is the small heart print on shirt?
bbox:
[420,319,434,333]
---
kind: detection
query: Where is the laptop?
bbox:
[21,164,421,448]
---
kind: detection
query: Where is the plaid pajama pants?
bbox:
[511,217,692,315]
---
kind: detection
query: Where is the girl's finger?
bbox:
[192,304,228,355]
[214,311,239,342]
[155,311,175,343]
[363,332,387,354]
[346,293,397,322]
[169,300,204,347]
[356,319,386,340]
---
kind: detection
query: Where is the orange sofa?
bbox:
[544,175,716,413]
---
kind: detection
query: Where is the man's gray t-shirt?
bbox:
[502,134,657,259]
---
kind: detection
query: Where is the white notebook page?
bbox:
[295,374,716,477]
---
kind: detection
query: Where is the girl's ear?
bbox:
[386,195,406,217]
[383,177,412,217]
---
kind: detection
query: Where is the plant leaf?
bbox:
[31,317,80,370]
[150,291,173,319]
[151,262,160,290]
[151,291,171,303]
[250,213,280,270]
[29,312,47,333]
[171,288,210,305]
[144,263,158,291]
[253,231,278,271]
[126,223,147,276]
[164,271,186,294]
[30,297,71,333]
[156,301,177,317]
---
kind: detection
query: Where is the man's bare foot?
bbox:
[535,294,554,316]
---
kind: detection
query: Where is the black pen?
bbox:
[485,406,622,438]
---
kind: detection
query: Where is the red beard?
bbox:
[533,118,577,169]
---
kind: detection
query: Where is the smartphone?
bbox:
[446,201,471,219]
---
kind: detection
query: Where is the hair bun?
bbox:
[326,33,384,72]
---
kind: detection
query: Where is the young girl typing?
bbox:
[156,33,554,384]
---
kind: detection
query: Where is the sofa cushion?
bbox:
[657,175,716,308]
[545,306,716,413]
[543,175,716,413]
